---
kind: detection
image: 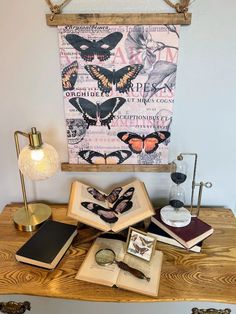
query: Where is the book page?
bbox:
[76,238,125,287]
[68,181,111,231]
[112,180,155,232]
[116,250,163,297]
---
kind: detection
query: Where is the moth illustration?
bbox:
[132,243,149,255]
[61,61,78,91]
[69,97,126,129]
[112,187,134,214]
[117,131,171,154]
[130,234,138,241]
[84,64,143,95]
[65,32,123,62]
[78,150,132,165]
[87,186,122,203]
[81,202,119,223]
[139,236,153,247]
[81,187,135,223]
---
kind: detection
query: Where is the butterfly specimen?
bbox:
[69,97,126,129]
[132,243,149,255]
[78,150,132,165]
[61,61,78,91]
[117,131,171,154]
[139,236,154,247]
[65,32,123,62]
[80,203,119,223]
[87,186,122,203]
[81,187,135,223]
[84,64,143,95]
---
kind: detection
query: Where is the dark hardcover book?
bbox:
[147,223,203,252]
[151,209,213,249]
[16,220,77,269]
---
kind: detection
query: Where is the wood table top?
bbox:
[0,204,236,303]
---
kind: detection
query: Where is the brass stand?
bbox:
[13,128,52,231]
[177,153,212,216]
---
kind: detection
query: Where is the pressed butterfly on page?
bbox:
[117,131,171,154]
[81,187,135,223]
[65,32,123,62]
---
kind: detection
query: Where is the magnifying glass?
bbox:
[95,248,150,281]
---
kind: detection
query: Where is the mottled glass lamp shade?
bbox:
[14,127,59,232]
[18,143,59,180]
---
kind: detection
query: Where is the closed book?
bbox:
[147,223,202,253]
[16,220,77,269]
[151,209,213,249]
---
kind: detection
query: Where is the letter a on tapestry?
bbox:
[58,25,180,165]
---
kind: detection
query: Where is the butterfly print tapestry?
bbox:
[58,25,180,164]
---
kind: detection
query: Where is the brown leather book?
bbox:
[151,209,213,249]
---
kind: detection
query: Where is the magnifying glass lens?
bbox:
[95,249,115,266]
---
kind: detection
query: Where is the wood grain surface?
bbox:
[0,204,236,303]
[46,13,192,26]
[61,163,173,173]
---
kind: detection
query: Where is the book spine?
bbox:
[148,232,201,253]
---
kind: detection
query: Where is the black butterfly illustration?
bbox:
[65,32,123,62]
[81,187,135,223]
[61,61,78,91]
[69,97,126,129]
[87,186,122,204]
[78,150,132,165]
[117,131,171,154]
[139,236,154,247]
[132,243,149,255]
[84,64,143,95]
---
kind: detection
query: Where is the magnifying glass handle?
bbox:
[116,261,150,282]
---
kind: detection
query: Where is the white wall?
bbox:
[1,0,236,213]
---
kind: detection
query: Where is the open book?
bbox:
[68,179,155,232]
[76,237,163,297]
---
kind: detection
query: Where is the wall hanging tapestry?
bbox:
[58,24,180,165]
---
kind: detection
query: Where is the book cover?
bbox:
[15,220,77,269]
[147,223,202,253]
[67,179,155,232]
[76,237,163,297]
[151,209,213,249]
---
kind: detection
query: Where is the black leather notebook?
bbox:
[16,220,77,269]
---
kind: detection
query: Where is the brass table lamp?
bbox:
[14,127,59,231]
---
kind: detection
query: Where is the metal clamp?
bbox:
[0,301,31,314]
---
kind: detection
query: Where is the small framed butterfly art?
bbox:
[126,227,156,262]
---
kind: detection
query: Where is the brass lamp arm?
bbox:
[14,131,30,217]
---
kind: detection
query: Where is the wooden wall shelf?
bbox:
[46,13,192,26]
[61,162,173,172]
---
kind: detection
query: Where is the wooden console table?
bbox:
[0,204,236,303]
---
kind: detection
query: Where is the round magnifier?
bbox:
[95,248,150,281]
[95,248,115,266]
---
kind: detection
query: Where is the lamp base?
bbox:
[13,203,52,232]
[160,205,191,227]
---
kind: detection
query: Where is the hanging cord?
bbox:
[164,0,191,19]
[45,0,72,21]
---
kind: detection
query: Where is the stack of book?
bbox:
[147,209,214,252]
